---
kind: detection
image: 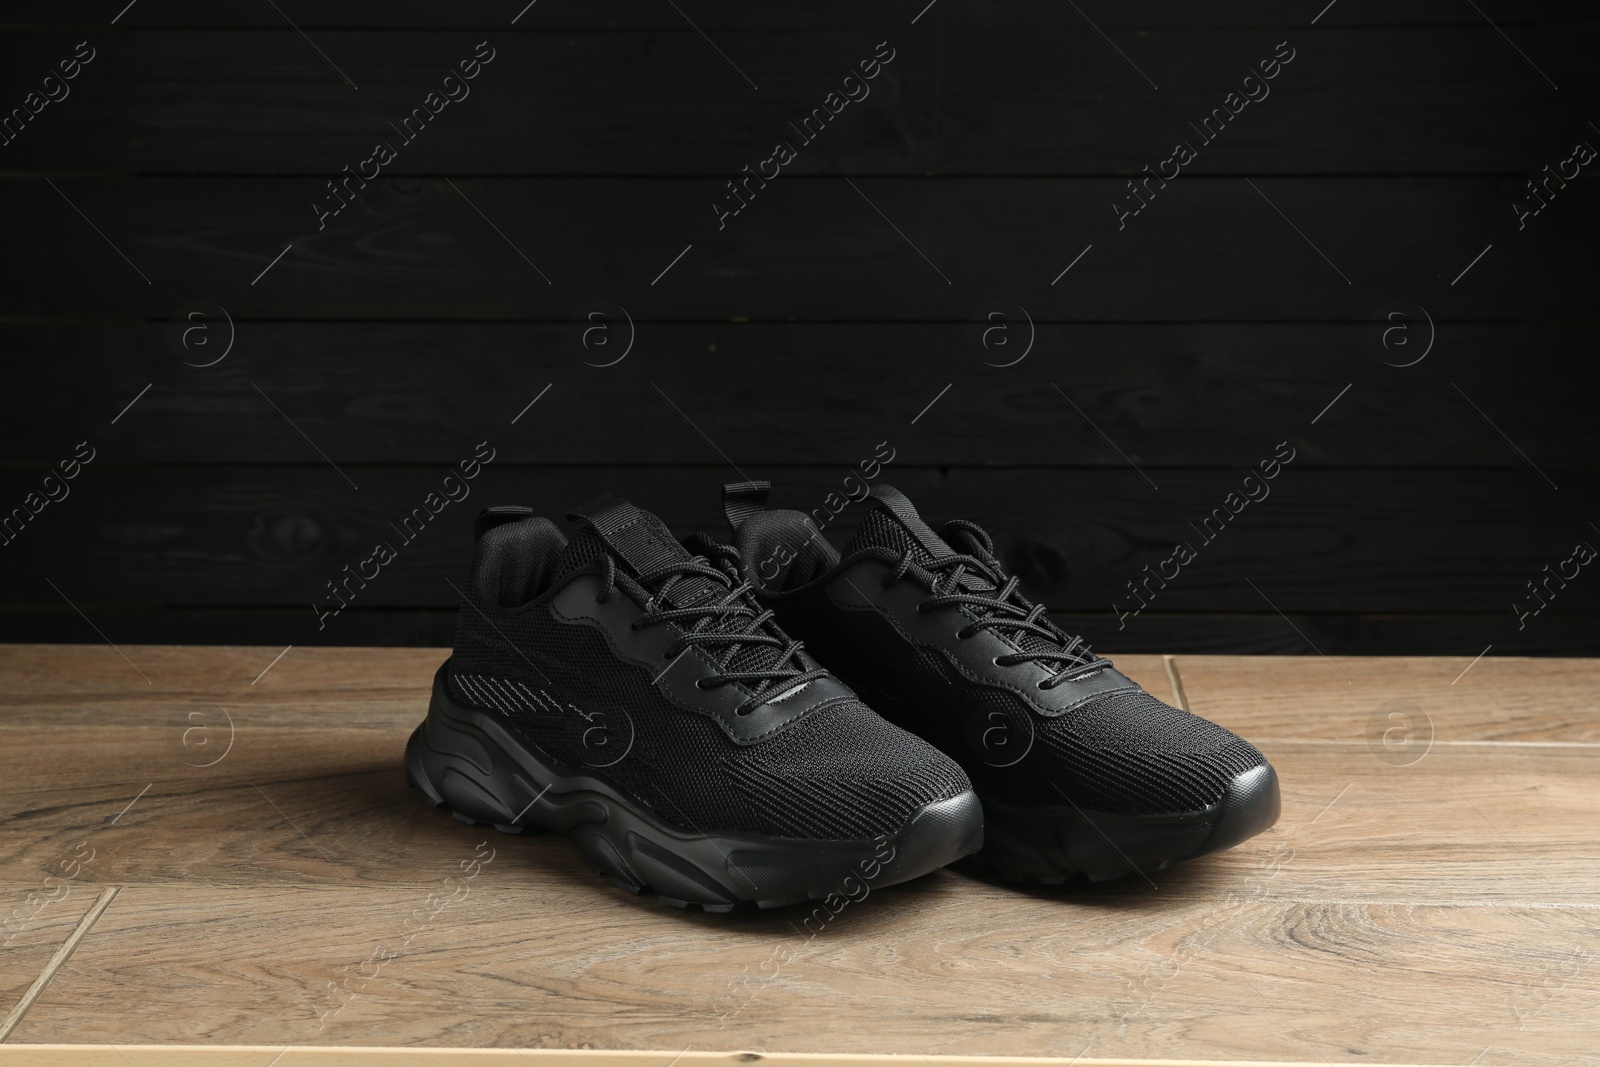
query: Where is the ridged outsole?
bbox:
[967,763,1282,885]
[406,662,985,911]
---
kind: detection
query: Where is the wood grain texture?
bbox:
[16,0,1585,29]
[0,648,1591,906]
[3,1,1593,655]
[4,177,1591,321]
[7,871,1598,1059]
[0,646,1595,1063]
[1176,653,1600,744]
[0,887,117,1041]
[0,882,105,1040]
[3,26,1592,175]
[1,321,1591,468]
[1,719,1591,904]
[0,1050,1514,1067]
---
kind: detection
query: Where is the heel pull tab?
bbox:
[722,480,772,532]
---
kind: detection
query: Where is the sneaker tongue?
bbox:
[563,493,799,686]
[844,486,995,591]
[562,493,719,608]
[845,487,1091,666]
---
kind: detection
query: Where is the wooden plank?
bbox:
[1,648,1595,1060]
[8,881,1596,1061]
[0,644,441,712]
[1,321,1591,468]
[1,467,1593,618]
[1174,653,1600,744]
[16,0,1583,29]
[0,882,107,1041]
[0,1049,1506,1067]
[2,27,1591,174]
[3,177,1589,320]
[3,736,1588,902]
[0,887,117,1041]
[0,648,1593,904]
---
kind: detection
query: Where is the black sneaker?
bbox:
[720,481,1280,884]
[405,493,983,910]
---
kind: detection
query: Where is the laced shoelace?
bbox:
[880,545,1107,689]
[596,552,826,714]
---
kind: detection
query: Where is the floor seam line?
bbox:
[0,885,120,1042]
[1162,654,1189,711]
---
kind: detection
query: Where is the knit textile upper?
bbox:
[750,491,1269,815]
[447,503,973,838]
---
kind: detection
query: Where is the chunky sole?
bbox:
[969,763,1282,884]
[405,662,985,910]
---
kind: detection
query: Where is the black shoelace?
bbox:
[597,552,826,714]
[881,546,1107,689]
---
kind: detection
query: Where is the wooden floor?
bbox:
[0,646,1595,1067]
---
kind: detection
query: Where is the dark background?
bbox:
[2,1,1596,655]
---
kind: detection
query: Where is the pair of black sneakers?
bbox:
[405,483,1280,911]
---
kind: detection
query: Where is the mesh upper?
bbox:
[748,494,1271,816]
[846,506,932,562]
[552,523,801,694]
[768,587,1266,814]
[1038,688,1267,813]
[843,499,1098,667]
[447,514,972,839]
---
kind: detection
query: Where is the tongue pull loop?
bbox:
[566,493,720,608]
[566,493,828,712]
[567,493,692,575]
[862,484,959,562]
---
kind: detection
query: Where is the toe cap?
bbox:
[1186,760,1282,861]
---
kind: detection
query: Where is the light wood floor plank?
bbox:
[0,1046,1501,1066]
[1172,654,1600,743]
[2,647,1595,1065]
[0,734,1591,903]
[8,882,1596,1064]
[0,883,110,1041]
[0,887,118,1041]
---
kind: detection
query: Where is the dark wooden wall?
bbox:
[1,1,1596,655]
